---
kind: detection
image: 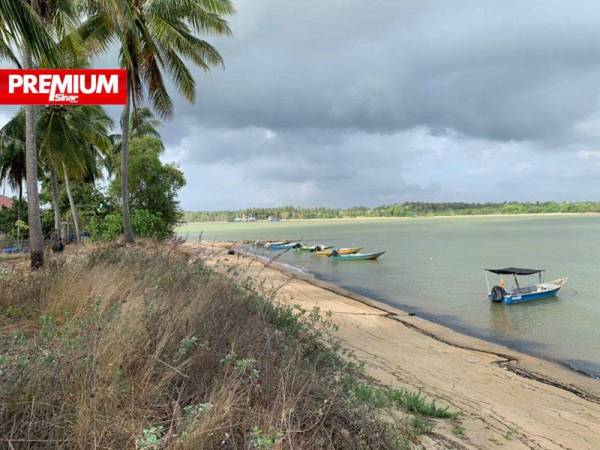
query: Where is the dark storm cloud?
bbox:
[163,0,600,143]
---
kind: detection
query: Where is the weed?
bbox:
[40,314,55,339]
[347,378,458,419]
[11,331,27,345]
[177,336,200,359]
[0,304,22,319]
[452,423,466,437]
[136,425,164,449]
[388,388,458,419]
[183,402,212,416]
[411,415,433,434]
[234,358,261,380]
[250,426,284,449]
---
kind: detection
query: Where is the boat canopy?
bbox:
[485,267,544,275]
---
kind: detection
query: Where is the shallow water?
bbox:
[178,216,600,378]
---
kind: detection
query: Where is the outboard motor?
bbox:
[490,285,507,303]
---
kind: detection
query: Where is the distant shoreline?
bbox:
[179,211,600,226]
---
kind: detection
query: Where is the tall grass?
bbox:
[0,242,444,449]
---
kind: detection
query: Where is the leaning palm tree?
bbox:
[80,0,234,242]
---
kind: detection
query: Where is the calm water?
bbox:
[178,216,600,378]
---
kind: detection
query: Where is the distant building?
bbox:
[0,195,14,209]
[233,215,257,222]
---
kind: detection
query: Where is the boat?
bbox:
[296,244,332,252]
[264,241,287,249]
[315,247,362,256]
[331,251,385,261]
[266,241,301,251]
[2,246,27,254]
[485,267,568,304]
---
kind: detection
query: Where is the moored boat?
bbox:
[296,244,332,252]
[264,241,287,249]
[331,251,385,261]
[266,241,301,250]
[485,267,568,304]
[316,247,362,256]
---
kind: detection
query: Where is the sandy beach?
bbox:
[178,212,600,227]
[185,241,600,450]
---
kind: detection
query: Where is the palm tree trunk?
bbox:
[120,77,134,243]
[50,168,61,232]
[50,167,64,250]
[17,181,22,246]
[63,163,80,243]
[23,46,44,269]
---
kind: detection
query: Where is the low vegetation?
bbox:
[0,243,459,449]
[1,134,185,243]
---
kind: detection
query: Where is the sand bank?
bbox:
[179,212,600,227]
[184,241,600,449]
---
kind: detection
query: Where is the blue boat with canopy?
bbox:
[485,267,568,304]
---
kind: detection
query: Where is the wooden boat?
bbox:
[296,244,332,252]
[331,251,385,261]
[316,247,362,256]
[485,267,568,304]
[266,241,301,251]
[264,241,287,249]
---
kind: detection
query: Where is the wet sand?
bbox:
[185,241,600,449]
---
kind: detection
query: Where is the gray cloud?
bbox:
[163,0,600,141]
[157,0,600,209]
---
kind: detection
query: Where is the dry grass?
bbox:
[0,242,419,449]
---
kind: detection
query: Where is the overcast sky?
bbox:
[5,1,600,210]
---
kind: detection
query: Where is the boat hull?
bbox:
[331,251,385,261]
[498,287,561,304]
[264,241,287,250]
[297,245,332,252]
[316,247,362,256]
[266,242,299,250]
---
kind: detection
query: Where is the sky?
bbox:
[5,1,600,210]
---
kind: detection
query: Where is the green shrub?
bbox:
[89,212,123,241]
[90,209,174,240]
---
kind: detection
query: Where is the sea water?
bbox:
[178,215,600,378]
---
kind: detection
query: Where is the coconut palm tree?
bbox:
[79,0,234,243]
[106,107,164,176]
[0,0,59,66]
[0,111,26,244]
[38,105,113,243]
[130,107,162,141]
[0,1,54,267]
[0,0,76,268]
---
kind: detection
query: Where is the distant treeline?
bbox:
[183,201,600,222]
